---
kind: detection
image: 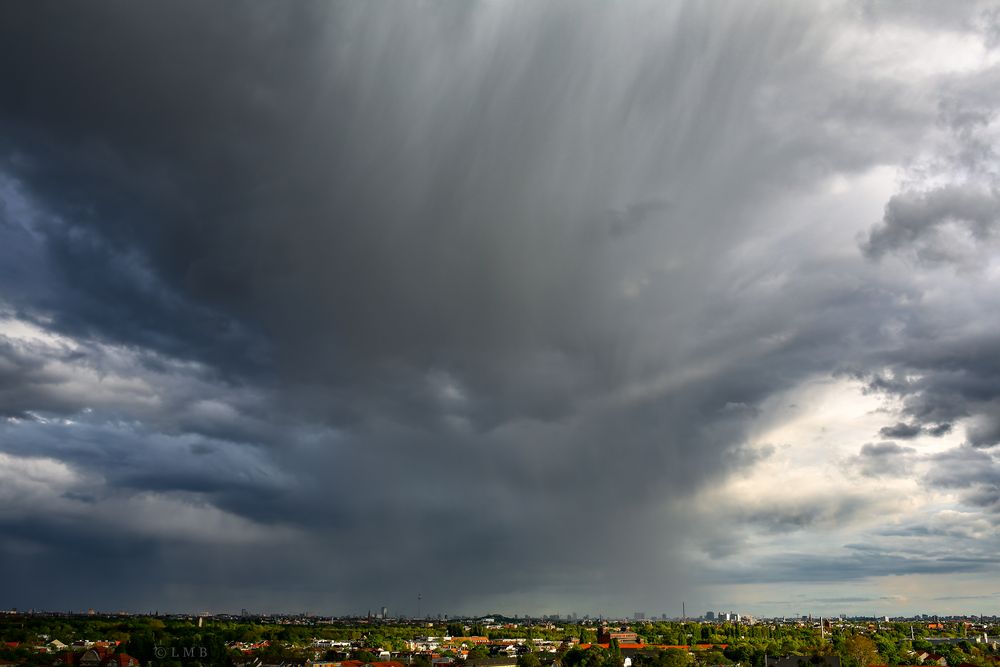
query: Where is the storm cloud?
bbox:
[2,0,1000,616]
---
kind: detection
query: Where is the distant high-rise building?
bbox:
[634,612,645,621]
[706,612,716,621]
[382,606,388,619]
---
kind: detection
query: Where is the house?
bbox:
[102,656,141,667]
[466,658,518,667]
[444,638,488,648]
[766,656,841,667]
[57,650,139,667]
[79,649,111,667]
[597,630,638,645]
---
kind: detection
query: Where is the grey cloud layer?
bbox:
[863,185,1000,263]
[2,0,1000,614]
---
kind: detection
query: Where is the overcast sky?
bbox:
[2,1,1000,619]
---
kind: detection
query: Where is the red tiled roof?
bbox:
[102,653,139,667]
[577,644,726,651]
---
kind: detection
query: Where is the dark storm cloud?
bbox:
[707,548,1000,585]
[926,422,954,437]
[879,520,991,541]
[933,593,1000,601]
[912,447,1000,524]
[966,417,1000,449]
[862,184,1000,263]
[859,441,911,458]
[732,496,875,534]
[0,0,927,419]
[850,441,916,478]
[852,55,1000,459]
[0,311,290,450]
[855,329,1000,449]
[0,419,288,506]
[925,447,1000,513]
[878,422,922,439]
[2,0,1000,614]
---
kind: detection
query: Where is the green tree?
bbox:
[609,638,622,667]
[123,631,153,663]
[639,649,693,667]
[518,654,541,667]
[842,635,880,667]
[697,651,730,666]
[563,646,611,667]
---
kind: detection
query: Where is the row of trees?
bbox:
[4,617,1000,667]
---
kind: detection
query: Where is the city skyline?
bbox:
[4,608,999,623]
